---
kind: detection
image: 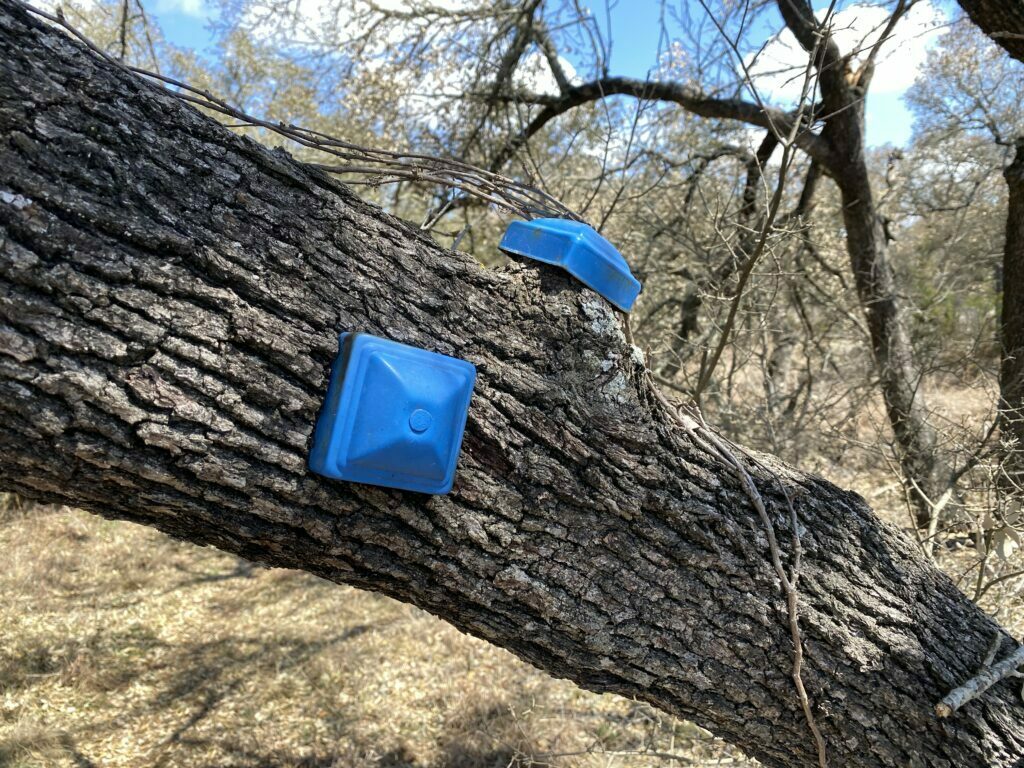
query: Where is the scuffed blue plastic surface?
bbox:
[499,218,642,312]
[309,333,476,494]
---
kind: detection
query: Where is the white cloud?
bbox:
[745,1,946,103]
[513,51,578,97]
[155,0,207,17]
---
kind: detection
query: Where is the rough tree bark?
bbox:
[1000,139,1024,482]
[956,0,1024,64]
[1,4,1023,766]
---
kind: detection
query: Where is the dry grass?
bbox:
[0,504,751,768]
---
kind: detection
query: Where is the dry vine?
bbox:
[23,1,582,225]
[633,320,828,768]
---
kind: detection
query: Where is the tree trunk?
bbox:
[956,0,1024,63]
[1000,139,1024,484]
[832,146,950,525]
[772,0,955,527]
[1,4,1023,766]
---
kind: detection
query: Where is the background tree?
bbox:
[902,15,1024,596]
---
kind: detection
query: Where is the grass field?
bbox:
[0,502,751,768]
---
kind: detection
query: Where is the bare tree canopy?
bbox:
[3,2,1024,766]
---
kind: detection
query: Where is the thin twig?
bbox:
[691,0,835,404]
[20,1,582,225]
[631,319,827,767]
[936,635,1024,717]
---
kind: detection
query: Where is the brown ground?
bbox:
[0,501,752,768]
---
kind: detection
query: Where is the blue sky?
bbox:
[149,0,214,50]
[150,0,949,147]
[596,0,949,146]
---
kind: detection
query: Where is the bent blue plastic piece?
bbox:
[309,333,476,495]
[499,218,642,312]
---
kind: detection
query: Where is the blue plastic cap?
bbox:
[309,333,476,494]
[499,218,642,312]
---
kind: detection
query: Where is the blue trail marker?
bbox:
[499,218,642,312]
[309,333,476,494]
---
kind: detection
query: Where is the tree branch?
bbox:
[487,76,835,172]
[937,637,1024,717]
[531,18,572,95]
[956,0,1024,63]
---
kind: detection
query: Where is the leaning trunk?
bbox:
[1000,139,1024,484]
[827,110,952,527]
[1,4,1023,766]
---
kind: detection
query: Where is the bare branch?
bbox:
[936,639,1024,717]
[488,76,835,173]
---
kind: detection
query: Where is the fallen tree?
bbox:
[0,2,1022,766]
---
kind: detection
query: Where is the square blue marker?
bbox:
[499,218,642,313]
[309,333,476,494]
